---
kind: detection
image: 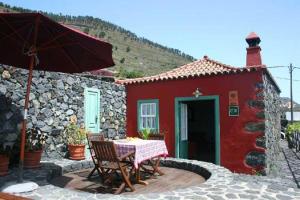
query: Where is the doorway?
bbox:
[175,96,220,164]
[84,87,100,133]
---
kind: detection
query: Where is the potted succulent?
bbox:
[0,143,11,176]
[24,127,48,168]
[65,116,87,160]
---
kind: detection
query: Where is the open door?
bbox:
[179,103,188,158]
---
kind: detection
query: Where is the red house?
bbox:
[118,33,281,174]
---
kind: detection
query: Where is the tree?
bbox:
[83,27,89,34]
[126,46,131,52]
[98,31,106,38]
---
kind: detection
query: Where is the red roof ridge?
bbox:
[203,56,239,70]
[117,55,261,85]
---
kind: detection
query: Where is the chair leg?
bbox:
[87,167,97,179]
[119,165,135,192]
[114,183,126,194]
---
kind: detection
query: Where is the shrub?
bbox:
[286,122,300,141]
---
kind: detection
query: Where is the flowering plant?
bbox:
[65,116,88,145]
[25,127,48,151]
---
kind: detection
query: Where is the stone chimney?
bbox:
[246,32,262,67]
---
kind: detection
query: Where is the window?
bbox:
[138,99,159,131]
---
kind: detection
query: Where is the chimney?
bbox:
[246,32,262,67]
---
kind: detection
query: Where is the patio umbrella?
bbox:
[0,12,114,184]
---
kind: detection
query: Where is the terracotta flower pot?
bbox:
[68,144,85,160]
[0,154,9,176]
[24,150,43,169]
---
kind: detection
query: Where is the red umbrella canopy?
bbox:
[0,12,114,72]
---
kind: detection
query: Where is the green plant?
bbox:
[25,127,48,151]
[139,128,151,140]
[83,27,89,34]
[251,168,265,176]
[286,122,300,139]
[65,122,87,145]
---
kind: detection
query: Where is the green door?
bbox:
[84,88,100,133]
[179,103,188,158]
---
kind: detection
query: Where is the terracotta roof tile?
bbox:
[117,56,264,85]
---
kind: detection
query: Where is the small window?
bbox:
[138,99,159,131]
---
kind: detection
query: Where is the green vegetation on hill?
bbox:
[0,2,195,78]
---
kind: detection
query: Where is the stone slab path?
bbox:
[281,141,300,188]
[0,140,300,199]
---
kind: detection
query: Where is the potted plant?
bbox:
[65,119,87,160]
[139,128,151,140]
[24,127,48,168]
[0,143,11,176]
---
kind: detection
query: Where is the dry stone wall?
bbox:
[244,76,281,176]
[263,74,282,176]
[0,66,126,159]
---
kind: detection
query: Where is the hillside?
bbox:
[280,97,300,111]
[0,2,195,78]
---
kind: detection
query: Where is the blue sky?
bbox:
[2,0,300,103]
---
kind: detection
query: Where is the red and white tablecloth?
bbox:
[113,139,168,168]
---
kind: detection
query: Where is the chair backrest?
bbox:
[148,133,164,140]
[91,141,119,162]
[86,133,105,148]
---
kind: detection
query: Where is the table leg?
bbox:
[152,157,164,176]
[135,165,148,185]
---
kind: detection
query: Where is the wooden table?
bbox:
[113,139,168,185]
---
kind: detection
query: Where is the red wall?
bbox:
[125,70,265,174]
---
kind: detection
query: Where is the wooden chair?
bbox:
[91,141,135,194]
[141,133,165,176]
[86,133,105,179]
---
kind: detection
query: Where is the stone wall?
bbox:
[244,75,281,176]
[0,66,126,159]
[263,73,282,176]
[244,82,267,173]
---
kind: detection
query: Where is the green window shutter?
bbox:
[137,99,159,132]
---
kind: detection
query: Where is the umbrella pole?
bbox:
[18,55,35,183]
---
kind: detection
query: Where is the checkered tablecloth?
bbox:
[113,139,169,168]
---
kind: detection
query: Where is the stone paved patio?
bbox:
[1,140,300,199]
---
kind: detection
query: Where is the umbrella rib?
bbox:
[36,42,78,52]
[0,15,31,47]
[78,43,109,64]
[38,31,70,49]
[0,23,32,44]
[42,24,81,72]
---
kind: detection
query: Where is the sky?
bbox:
[2,0,300,103]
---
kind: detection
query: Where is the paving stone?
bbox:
[238,194,258,199]
[2,141,300,200]
[225,193,238,199]
[276,194,293,200]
